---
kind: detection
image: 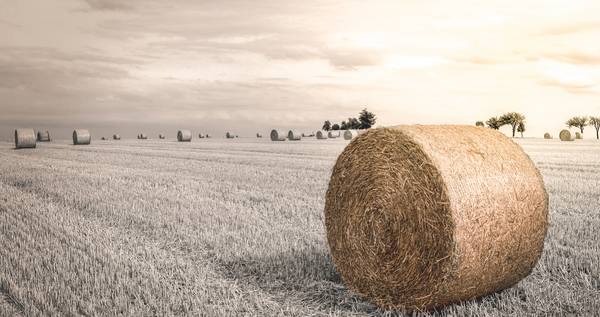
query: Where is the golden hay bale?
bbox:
[575,132,582,139]
[316,130,328,139]
[270,129,286,141]
[343,130,358,140]
[113,134,121,140]
[36,130,51,142]
[325,125,548,311]
[543,133,552,139]
[328,130,340,138]
[559,130,573,141]
[14,129,36,149]
[287,130,302,141]
[177,130,192,142]
[72,129,91,145]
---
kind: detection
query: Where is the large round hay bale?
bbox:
[559,130,573,141]
[36,130,51,142]
[177,130,192,142]
[287,130,301,141]
[14,129,36,149]
[543,133,552,139]
[325,125,548,311]
[270,129,286,141]
[113,134,121,140]
[316,130,328,139]
[72,129,91,145]
[343,130,358,140]
[575,132,582,139]
[327,130,340,138]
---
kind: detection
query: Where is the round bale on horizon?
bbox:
[177,130,192,142]
[73,129,91,145]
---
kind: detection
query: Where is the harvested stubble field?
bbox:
[0,137,598,316]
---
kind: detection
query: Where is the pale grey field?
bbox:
[0,137,598,316]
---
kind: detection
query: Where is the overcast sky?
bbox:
[1,0,600,139]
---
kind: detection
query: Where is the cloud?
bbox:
[539,21,600,36]
[543,52,600,65]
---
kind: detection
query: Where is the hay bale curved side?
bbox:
[72,129,91,145]
[327,131,340,138]
[177,130,192,142]
[37,130,51,142]
[343,130,358,140]
[15,129,36,149]
[113,134,121,140]
[287,130,301,141]
[325,125,548,311]
[270,129,286,141]
[543,133,552,139]
[316,130,328,139]
[559,130,573,141]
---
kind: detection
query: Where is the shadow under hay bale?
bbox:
[177,130,192,142]
[559,130,574,142]
[72,129,91,145]
[14,129,36,149]
[324,125,548,311]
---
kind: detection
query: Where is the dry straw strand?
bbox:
[72,129,91,145]
[559,130,574,141]
[287,130,301,141]
[15,129,36,149]
[270,129,286,141]
[324,125,548,311]
[177,130,192,142]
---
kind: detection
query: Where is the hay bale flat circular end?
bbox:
[287,130,301,141]
[72,129,91,145]
[324,125,548,311]
[15,129,36,149]
[177,130,192,142]
[316,130,328,139]
[343,130,358,140]
[270,129,286,141]
[543,133,552,139]
[559,130,573,141]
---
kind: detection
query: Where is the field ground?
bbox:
[0,137,598,316]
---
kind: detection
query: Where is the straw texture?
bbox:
[287,130,301,141]
[14,129,36,149]
[316,130,328,139]
[270,129,286,141]
[559,130,573,141]
[177,130,192,142]
[543,133,552,139]
[72,129,91,145]
[325,125,548,311]
[37,131,51,142]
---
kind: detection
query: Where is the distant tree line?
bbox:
[477,113,600,139]
[322,108,376,131]
[480,112,526,138]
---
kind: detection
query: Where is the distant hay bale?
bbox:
[316,130,328,139]
[287,130,301,141]
[325,125,548,311]
[113,134,121,140]
[177,130,192,142]
[256,133,262,138]
[198,134,205,139]
[14,129,36,149]
[343,130,358,140]
[270,129,286,141]
[575,132,583,139]
[138,134,148,140]
[36,130,51,142]
[543,133,552,139]
[72,129,91,145]
[205,134,211,138]
[158,134,165,139]
[226,132,234,139]
[327,130,340,138]
[559,130,574,141]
